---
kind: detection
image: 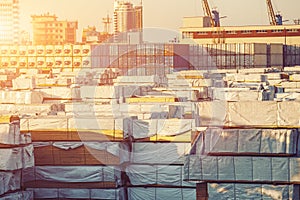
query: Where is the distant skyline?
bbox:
[19,0,300,41]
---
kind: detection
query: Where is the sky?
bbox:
[19,0,300,41]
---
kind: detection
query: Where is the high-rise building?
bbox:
[113,1,143,33]
[31,13,78,45]
[0,0,19,44]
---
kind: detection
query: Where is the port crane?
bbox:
[266,0,283,25]
[202,0,226,27]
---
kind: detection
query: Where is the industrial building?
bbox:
[0,0,20,44]
[31,13,78,45]
[180,0,300,45]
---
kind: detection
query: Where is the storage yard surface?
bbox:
[2,45,300,199]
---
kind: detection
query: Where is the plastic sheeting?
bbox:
[23,166,120,183]
[125,119,195,139]
[37,87,80,99]
[208,183,299,200]
[126,187,196,200]
[131,143,191,164]
[20,116,68,132]
[21,116,124,134]
[197,101,300,127]
[194,128,298,155]
[126,165,195,187]
[0,123,31,145]
[212,89,263,101]
[184,155,300,183]
[0,190,33,200]
[27,188,119,199]
[0,145,34,170]
[0,171,21,195]
[80,85,142,99]
[33,141,129,163]
[0,91,43,104]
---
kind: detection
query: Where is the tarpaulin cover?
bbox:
[0,171,21,195]
[0,123,31,145]
[212,89,263,101]
[0,190,33,200]
[40,87,81,99]
[22,166,120,183]
[126,187,196,200]
[0,91,43,104]
[20,116,68,132]
[131,142,191,164]
[0,145,34,170]
[33,141,128,162]
[208,183,299,200]
[197,128,298,155]
[27,188,119,199]
[184,155,300,183]
[80,85,141,99]
[197,101,300,127]
[126,119,195,139]
[125,164,195,187]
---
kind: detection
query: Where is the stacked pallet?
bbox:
[0,116,33,199]
[184,102,300,199]
[116,94,200,200]
[21,115,127,199]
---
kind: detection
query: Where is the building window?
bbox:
[226,31,237,34]
[287,29,299,32]
[241,30,252,34]
[271,29,283,33]
[257,30,267,33]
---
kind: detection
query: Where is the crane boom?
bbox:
[266,0,277,25]
[202,0,215,27]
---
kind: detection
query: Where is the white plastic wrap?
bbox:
[0,145,34,170]
[208,184,299,200]
[0,190,33,200]
[0,171,21,196]
[185,155,300,183]
[23,166,120,183]
[0,123,31,145]
[126,164,195,187]
[27,188,119,199]
[131,143,191,164]
[127,187,196,200]
[200,128,297,155]
[126,119,194,139]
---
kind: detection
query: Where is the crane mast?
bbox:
[202,0,215,27]
[266,0,282,25]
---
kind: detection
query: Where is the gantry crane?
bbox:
[266,0,283,25]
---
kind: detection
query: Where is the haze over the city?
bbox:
[20,0,300,34]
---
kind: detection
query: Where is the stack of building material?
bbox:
[121,128,196,200]
[115,100,200,200]
[184,102,300,199]
[166,72,211,101]
[21,114,128,199]
[37,86,81,102]
[113,75,166,87]
[80,85,146,104]
[0,116,33,199]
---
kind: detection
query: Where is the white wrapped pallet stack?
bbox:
[0,116,33,200]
